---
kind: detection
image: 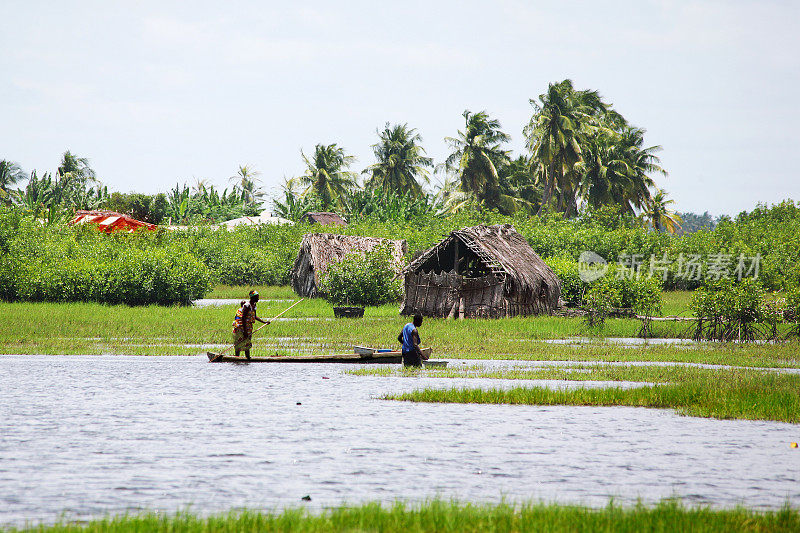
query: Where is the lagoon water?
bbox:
[1,355,798,527]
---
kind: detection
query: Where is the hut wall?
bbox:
[402,270,560,319]
[291,250,318,297]
[402,272,514,318]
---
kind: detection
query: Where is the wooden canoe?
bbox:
[208,347,432,364]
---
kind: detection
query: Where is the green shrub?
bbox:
[0,218,211,305]
[543,256,585,305]
[583,278,621,327]
[319,245,403,307]
[544,255,662,314]
[620,275,663,316]
[691,278,765,341]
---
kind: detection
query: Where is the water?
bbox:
[541,337,702,346]
[1,355,798,527]
[192,299,292,307]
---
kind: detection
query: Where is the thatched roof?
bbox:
[291,233,408,297]
[301,212,347,226]
[405,224,560,303]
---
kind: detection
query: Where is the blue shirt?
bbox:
[401,323,418,353]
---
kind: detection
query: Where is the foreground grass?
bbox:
[384,369,800,423]
[9,500,800,533]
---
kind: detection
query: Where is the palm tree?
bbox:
[443,110,526,214]
[580,131,635,211]
[229,165,264,206]
[16,171,57,216]
[647,188,682,234]
[499,155,542,212]
[525,80,612,216]
[0,160,26,203]
[432,174,475,215]
[192,177,210,194]
[297,144,357,212]
[272,177,319,221]
[51,151,99,207]
[364,123,432,198]
[57,151,96,182]
[618,127,666,212]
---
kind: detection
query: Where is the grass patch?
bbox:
[348,364,762,383]
[2,286,799,369]
[384,370,800,422]
[207,285,297,299]
[9,500,800,533]
[660,290,694,316]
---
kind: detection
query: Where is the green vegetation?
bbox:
[365,123,432,198]
[3,198,800,305]
[296,143,358,212]
[385,369,800,422]
[320,245,403,306]
[7,151,265,225]
[349,363,777,384]
[207,285,296,299]
[691,279,779,341]
[2,287,800,370]
[8,500,800,533]
[0,215,210,305]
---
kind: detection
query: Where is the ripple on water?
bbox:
[0,355,798,528]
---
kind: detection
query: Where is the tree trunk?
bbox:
[537,159,555,215]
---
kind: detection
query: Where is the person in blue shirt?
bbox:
[398,314,424,367]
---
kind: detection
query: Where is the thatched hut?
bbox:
[300,212,347,226]
[400,224,561,318]
[291,233,408,297]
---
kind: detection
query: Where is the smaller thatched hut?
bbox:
[300,212,347,226]
[401,224,561,318]
[291,233,408,297]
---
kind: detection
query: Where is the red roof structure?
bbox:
[69,210,157,233]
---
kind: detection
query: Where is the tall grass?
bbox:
[9,500,800,533]
[385,370,800,422]
[349,364,758,384]
[2,289,800,368]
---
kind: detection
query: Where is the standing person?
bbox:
[232,290,269,359]
[398,314,424,367]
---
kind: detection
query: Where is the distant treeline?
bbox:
[1,199,798,305]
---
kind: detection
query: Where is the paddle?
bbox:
[207,298,305,362]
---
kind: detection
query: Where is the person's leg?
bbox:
[233,330,242,358]
[403,350,422,367]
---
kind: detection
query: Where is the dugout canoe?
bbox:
[207,347,432,364]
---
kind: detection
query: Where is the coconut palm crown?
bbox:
[297,143,357,212]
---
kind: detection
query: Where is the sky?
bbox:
[1,0,798,216]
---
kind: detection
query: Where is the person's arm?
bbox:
[412,329,420,348]
[249,303,268,325]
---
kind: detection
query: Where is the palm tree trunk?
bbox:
[537,159,556,215]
